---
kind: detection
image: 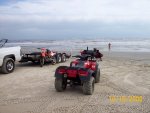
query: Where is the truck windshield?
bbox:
[0,39,8,48]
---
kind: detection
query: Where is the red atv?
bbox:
[81,47,103,61]
[54,54,101,95]
[40,48,71,67]
[39,48,57,67]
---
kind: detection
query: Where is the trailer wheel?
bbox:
[83,76,95,95]
[56,54,61,63]
[40,57,44,67]
[1,58,15,74]
[61,54,66,62]
[55,78,67,92]
[95,68,100,83]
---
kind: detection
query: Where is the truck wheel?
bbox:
[55,78,67,92]
[1,58,15,74]
[95,68,100,83]
[83,76,95,95]
[61,54,66,62]
[40,57,44,67]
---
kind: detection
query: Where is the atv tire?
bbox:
[83,76,95,95]
[1,58,15,74]
[95,68,100,83]
[55,78,67,92]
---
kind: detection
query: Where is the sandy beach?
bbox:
[0,52,150,113]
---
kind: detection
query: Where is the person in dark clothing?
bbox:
[108,43,111,51]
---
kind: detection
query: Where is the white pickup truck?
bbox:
[0,39,21,74]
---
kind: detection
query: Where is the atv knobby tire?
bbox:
[83,76,95,95]
[95,68,100,83]
[55,78,67,92]
[1,58,15,74]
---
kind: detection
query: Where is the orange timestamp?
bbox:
[109,96,143,103]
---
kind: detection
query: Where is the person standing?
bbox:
[108,43,111,51]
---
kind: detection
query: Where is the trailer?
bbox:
[20,47,71,67]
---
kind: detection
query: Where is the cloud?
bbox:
[0,0,150,23]
[1,20,150,39]
[0,0,150,39]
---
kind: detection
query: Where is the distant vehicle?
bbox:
[0,39,21,74]
[54,53,101,95]
[20,48,71,67]
[80,47,103,61]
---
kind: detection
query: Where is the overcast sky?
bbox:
[0,0,150,40]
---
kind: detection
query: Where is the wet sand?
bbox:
[0,52,150,113]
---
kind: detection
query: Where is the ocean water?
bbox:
[3,38,150,52]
